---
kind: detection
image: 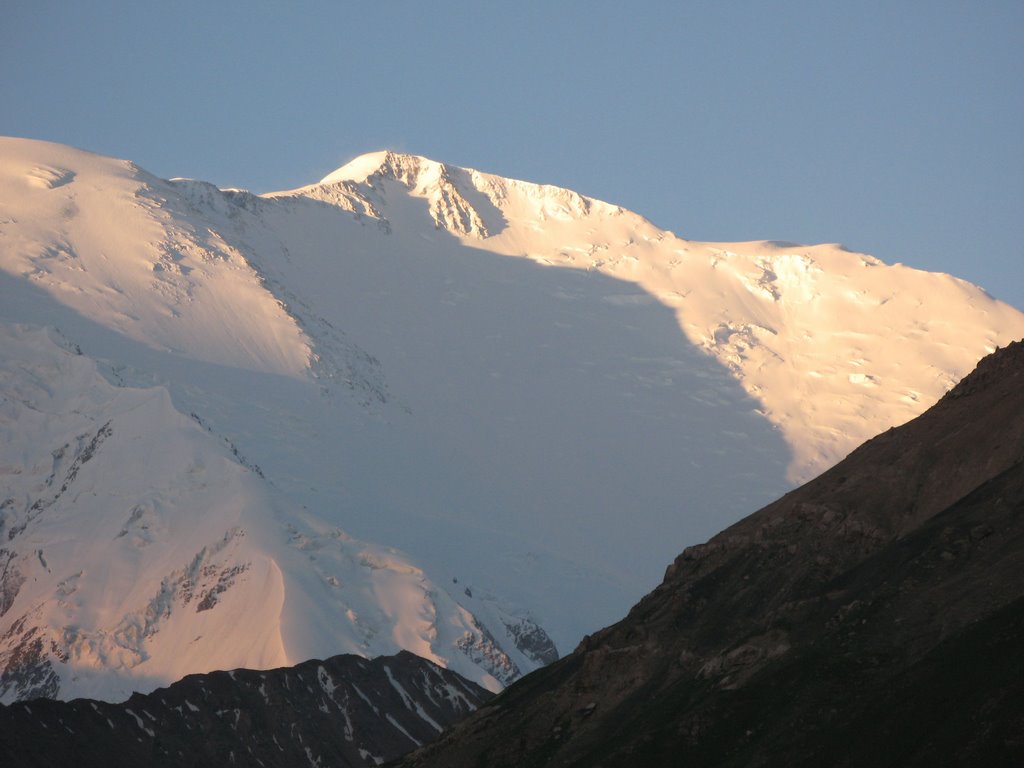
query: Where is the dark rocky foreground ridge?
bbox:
[394,340,1024,768]
[0,650,491,767]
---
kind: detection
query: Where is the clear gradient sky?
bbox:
[3,1,1022,310]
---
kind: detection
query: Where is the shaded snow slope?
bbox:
[2,138,1022,702]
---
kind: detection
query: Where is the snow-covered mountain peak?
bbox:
[308,149,632,241]
[310,150,494,238]
[319,150,437,186]
[3,137,1024,706]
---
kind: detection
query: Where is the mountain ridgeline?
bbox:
[1,136,1023,743]
[0,650,491,768]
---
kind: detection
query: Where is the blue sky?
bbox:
[3,1,1022,309]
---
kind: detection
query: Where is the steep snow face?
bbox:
[0,324,287,702]
[0,325,537,702]
[2,138,1023,703]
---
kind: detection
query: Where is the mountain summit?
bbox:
[1,137,1023,703]
[319,150,445,185]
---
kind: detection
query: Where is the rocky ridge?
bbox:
[0,650,491,768]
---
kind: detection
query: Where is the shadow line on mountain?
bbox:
[0,180,796,649]
[240,181,795,593]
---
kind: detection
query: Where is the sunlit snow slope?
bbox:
[1,138,1022,703]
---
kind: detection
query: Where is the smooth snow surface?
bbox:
[2,138,1023,703]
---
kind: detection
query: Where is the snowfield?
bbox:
[1,137,1022,702]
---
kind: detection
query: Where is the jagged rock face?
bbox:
[502,617,559,666]
[395,341,1024,767]
[0,650,491,768]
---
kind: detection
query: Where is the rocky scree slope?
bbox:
[394,340,1024,768]
[0,650,491,768]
